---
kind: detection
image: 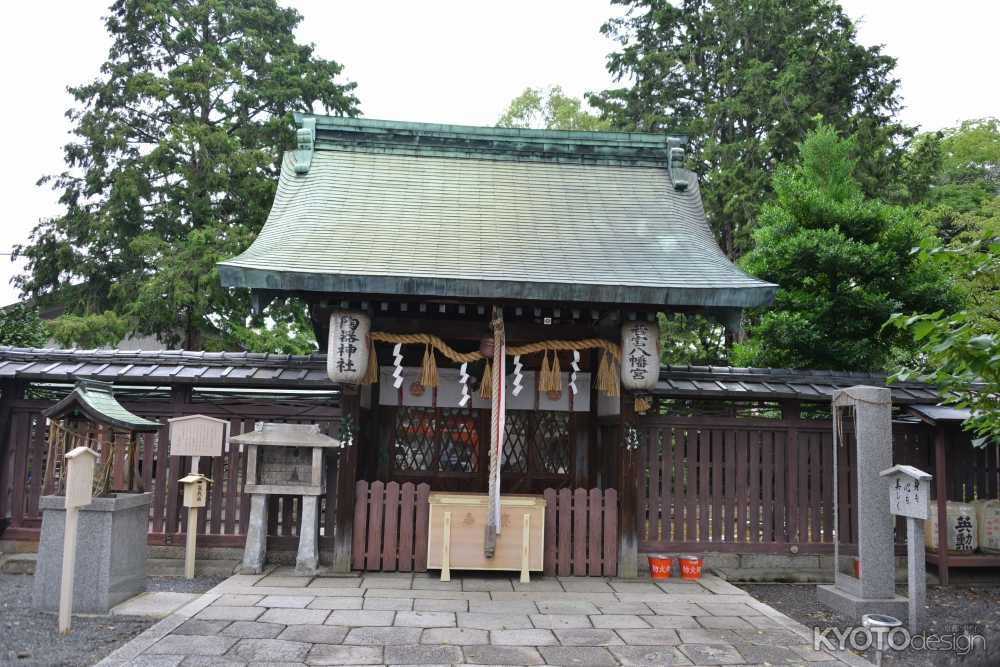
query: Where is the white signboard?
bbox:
[620,321,660,391]
[327,311,371,384]
[880,464,932,520]
[63,447,98,509]
[168,414,228,458]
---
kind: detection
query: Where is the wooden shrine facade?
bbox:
[0,346,985,579]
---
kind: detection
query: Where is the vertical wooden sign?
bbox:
[59,446,98,634]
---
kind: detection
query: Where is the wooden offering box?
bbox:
[427,492,545,582]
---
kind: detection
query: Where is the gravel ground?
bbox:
[740,583,1000,667]
[0,574,223,667]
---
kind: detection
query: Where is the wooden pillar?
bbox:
[572,412,588,489]
[934,425,949,585]
[618,398,639,578]
[782,400,800,544]
[333,388,360,573]
[0,381,24,521]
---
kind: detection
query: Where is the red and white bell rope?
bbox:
[484,307,506,558]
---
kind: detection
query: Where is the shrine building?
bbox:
[218,115,776,574]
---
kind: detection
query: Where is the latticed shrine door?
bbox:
[381,405,577,492]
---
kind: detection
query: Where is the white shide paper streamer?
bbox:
[392,343,404,389]
[511,355,524,397]
[569,350,580,395]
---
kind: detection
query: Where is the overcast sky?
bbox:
[2,0,998,307]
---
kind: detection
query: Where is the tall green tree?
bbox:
[589,0,910,256]
[902,119,1000,334]
[886,231,1000,447]
[735,125,951,371]
[497,86,610,131]
[0,304,49,348]
[14,0,358,351]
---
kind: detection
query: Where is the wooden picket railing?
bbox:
[543,487,618,577]
[352,480,430,572]
[0,397,341,549]
[352,482,619,576]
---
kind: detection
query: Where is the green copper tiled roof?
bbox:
[218,116,776,308]
[42,379,160,431]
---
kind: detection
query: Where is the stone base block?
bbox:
[816,584,908,623]
[32,493,151,614]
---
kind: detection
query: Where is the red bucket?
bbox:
[679,556,703,580]
[647,555,673,580]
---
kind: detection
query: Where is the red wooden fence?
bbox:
[353,480,430,572]
[543,487,618,577]
[352,482,618,575]
[0,395,341,549]
[634,416,933,554]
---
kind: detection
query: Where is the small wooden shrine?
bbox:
[41,379,160,497]
[219,116,776,573]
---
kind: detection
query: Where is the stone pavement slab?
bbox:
[343,626,423,645]
[278,624,350,644]
[457,612,532,630]
[462,644,545,665]
[529,613,593,629]
[414,598,468,612]
[258,595,314,608]
[590,614,650,629]
[615,628,682,645]
[394,611,456,627]
[221,620,286,638]
[678,642,744,665]
[420,627,489,645]
[326,609,394,626]
[552,629,624,646]
[173,619,231,635]
[216,594,264,606]
[610,645,693,666]
[196,605,266,622]
[146,635,238,656]
[112,592,200,618]
[536,600,599,614]
[384,643,464,664]
[258,608,330,625]
[307,596,363,610]
[227,638,312,661]
[362,596,413,610]
[539,645,618,666]
[305,643,382,665]
[489,629,557,645]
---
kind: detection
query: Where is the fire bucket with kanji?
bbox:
[679,556,703,580]
[647,554,673,580]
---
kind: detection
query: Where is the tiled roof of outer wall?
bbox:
[0,347,939,404]
[218,116,776,308]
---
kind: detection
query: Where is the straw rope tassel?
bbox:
[549,351,562,393]
[420,344,439,388]
[539,351,551,392]
[362,337,379,385]
[479,361,492,399]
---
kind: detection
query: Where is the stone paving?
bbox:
[98,570,872,666]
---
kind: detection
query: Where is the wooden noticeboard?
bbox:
[427,493,545,580]
[168,415,229,459]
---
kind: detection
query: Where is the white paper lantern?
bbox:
[620,321,660,391]
[327,311,371,384]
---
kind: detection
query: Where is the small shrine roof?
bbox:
[229,423,341,448]
[219,115,776,310]
[41,378,161,431]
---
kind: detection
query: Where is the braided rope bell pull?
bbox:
[484,306,505,559]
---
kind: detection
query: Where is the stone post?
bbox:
[241,494,268,574]
[817,386,906,621]
[296,495,320,574]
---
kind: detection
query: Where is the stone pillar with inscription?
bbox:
[817,386,907,622]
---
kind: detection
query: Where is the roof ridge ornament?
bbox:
[667,136,689,191]
[293,117,316,175]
